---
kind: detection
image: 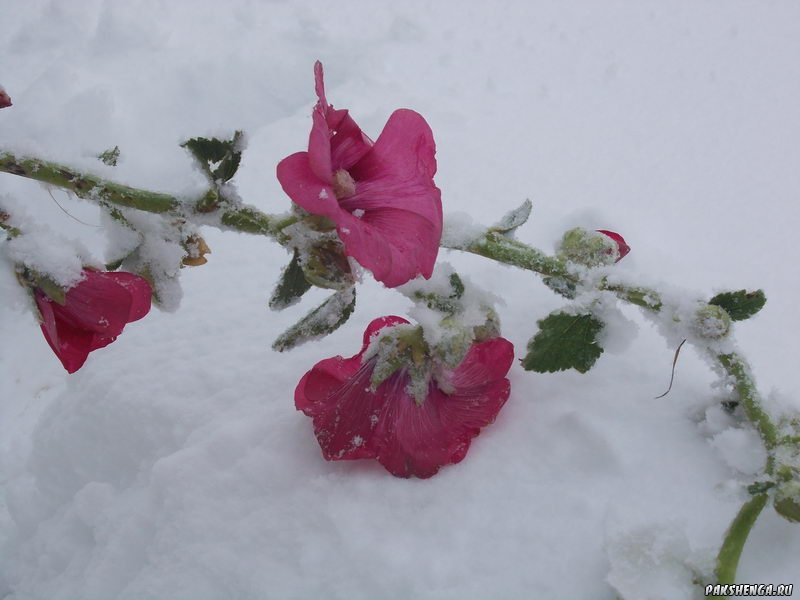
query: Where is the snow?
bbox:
[3,1,800,599]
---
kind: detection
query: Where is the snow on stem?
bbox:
[0,150,297,240]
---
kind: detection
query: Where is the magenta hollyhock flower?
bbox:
[35,270,152,373]
[0,87,11,109]
[277,62,443,288]
[295,316,514,478]
[597,229,631,262]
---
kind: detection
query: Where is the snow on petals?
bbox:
[277,62,443,288]
[35,269,152,373]
[295,316,514,478]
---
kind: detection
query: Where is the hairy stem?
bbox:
[716,352,778,454]
[1,152,179,213]
[450,228,779,593]
[0,150,292,239]
[709,493,769,599]
[448,231,572,279]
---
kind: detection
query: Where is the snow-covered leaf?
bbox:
[269,249,312,310]
[522,311,604,373]
[97,145,120,166]
[272,287,356,351]
[709,289,766,321]
[489,199,532,235]
[181,131,243,183]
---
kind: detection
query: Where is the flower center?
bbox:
[332,169,356,199]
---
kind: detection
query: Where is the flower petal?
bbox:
[349,109,438,183]
[296,315,409,416]
[444,337,515,393]
[312,61,372,171]
[369,376,454,478]
[335,207,440,287]
[104,272,153,322]
[276,152,338,218]
[55,271,133,337]
[298,359,388,461]
[313,61,328,109]
[329,112,373,172]
[295,316,412,461]
[361,315,410,348]
[295,317,514,478]
[308,108,333,183]
[335,109,442,287]
[597,229,631,262]
[36,295,95,374]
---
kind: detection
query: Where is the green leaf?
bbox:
[522,311,604,373]
[449,272,465,298]
[269,249,312,310]
[98,146,120,167]
[272,287,356,352]
[709,289,766,321]
[181,131,243,183]
[490,199,532,235]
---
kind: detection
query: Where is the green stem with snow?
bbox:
[709,493,769,599]
[0,150,296,239]
[448,228,782,595]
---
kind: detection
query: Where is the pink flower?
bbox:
[295,316,514,478]
[0,87,11,109]
[597,229,631,262]
[277,62,443,288]
[35,270,152,373]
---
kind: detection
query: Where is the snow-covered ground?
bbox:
[2,1,800,598]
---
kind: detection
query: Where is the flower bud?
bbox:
[693,304,732,339]
[558,227,624,267]
[596,229,630,262]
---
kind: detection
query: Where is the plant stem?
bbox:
[448,231,573,279]
[716,352,778,454]
[450,228,781,594]
[709,493,769,599]
[0,150,294,239]
[1,152,179,213]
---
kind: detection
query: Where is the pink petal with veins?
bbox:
[295,317,513,478]
[277,63,442,288]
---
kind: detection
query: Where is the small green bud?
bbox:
[557,227,618,268]
[693,304,732,339]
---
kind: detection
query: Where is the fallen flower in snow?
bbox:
[597,229,631,262]
[295,315,513,478]
[35,269,152,373]
[0,86,12,108]
[277,62,442,288]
